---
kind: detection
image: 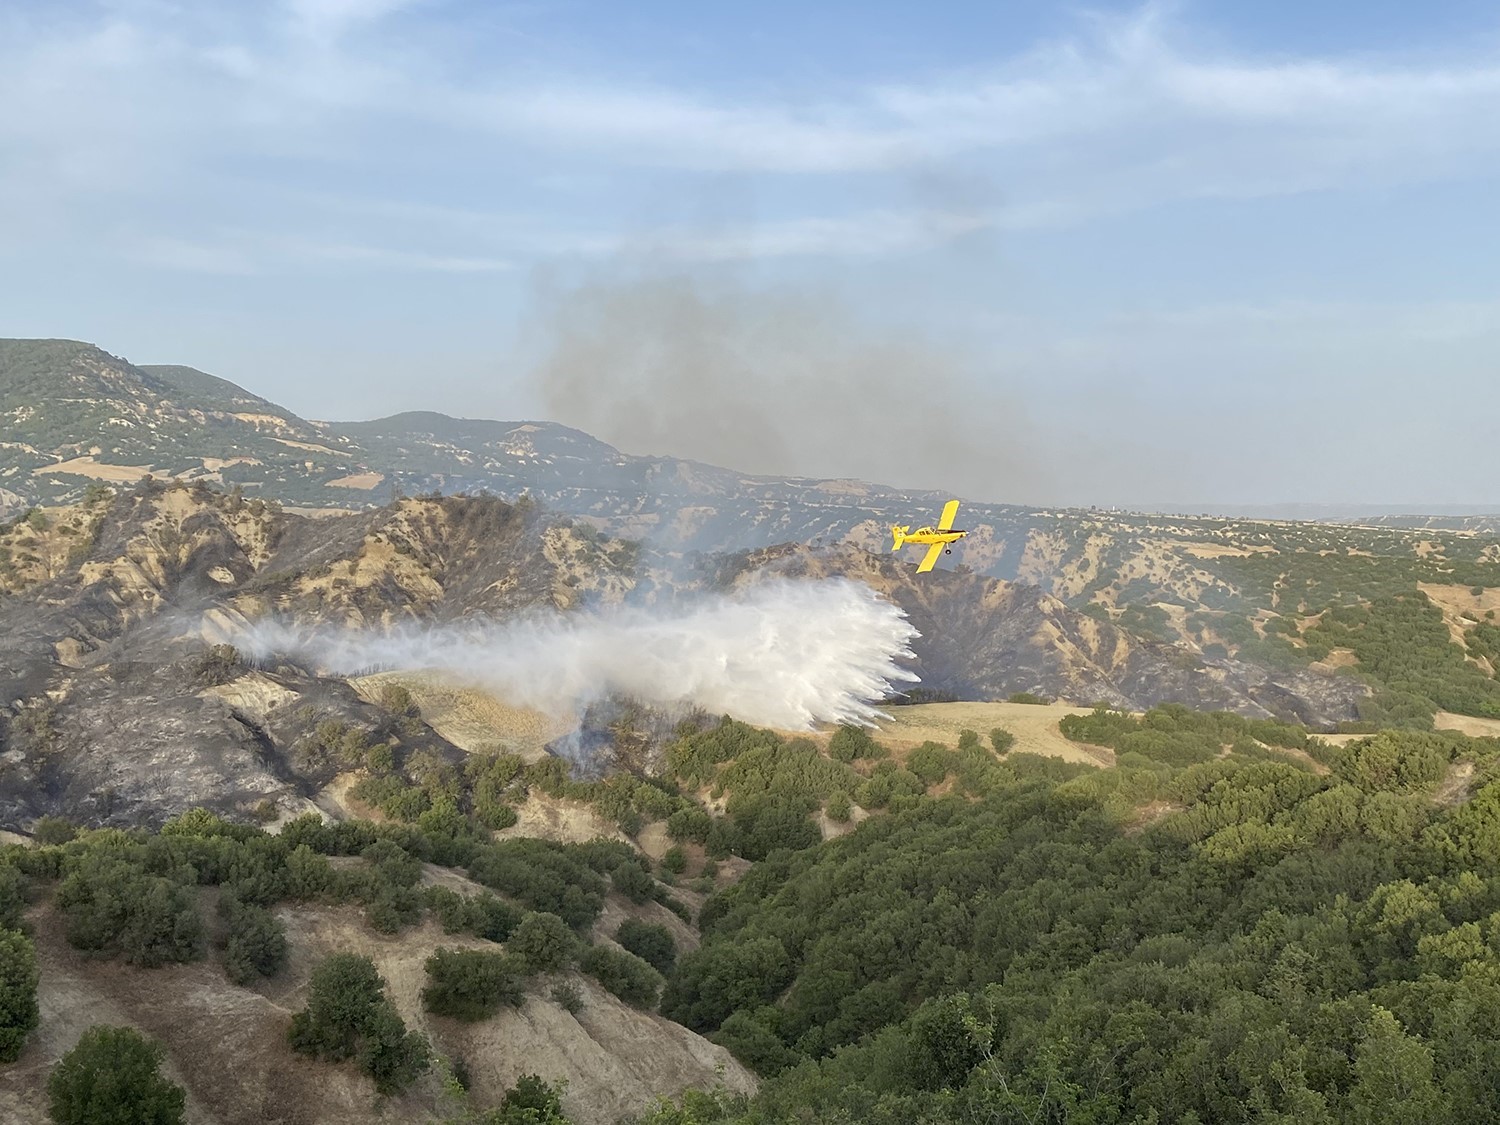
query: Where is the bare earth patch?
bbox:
[282,506,362,518]
[29,456,152,482]
[495,793,630,847]
[1434,760,1476,807]
[1124,799,1186,833]
[1180,542,1272,559]
[326,472,385,490]
[201,672,301,723]
[1435,711,1500,738]
[864,700,1114,767]
[271,437,343,456]
[1316,732,1369,747]
[351,672,573,759]
[1313,647,1360,670]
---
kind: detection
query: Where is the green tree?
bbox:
[825,792,852,823]
[495,1074,570,1123]
[284,844,332,899]
[578,945,663,1008]
[379,683,418,716]
[730,798,819,861]
[289,953,387,1060]
[666,807,712,844]
[422,949,525,1021]
[289,953,429,1094]
[616,920,677,976]
[366,742,396,774]
[0,865,25,932]
[906,743,955,787]
[219,895,287,985]
[626,1087,748,1124]
[0,930,39,1062]
[47,1026,185,1125]
[509,913,577,973]
[357,1003,432,1096]
[828,725,881,763]
[31,816,76,847]
[905,993,991,1091]
[611,860,655,905]
[1347,1007,1448,1123]
[56,853,204,968]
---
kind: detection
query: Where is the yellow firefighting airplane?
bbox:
[890,500,967,573]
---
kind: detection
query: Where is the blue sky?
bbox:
[2,0,1498,508]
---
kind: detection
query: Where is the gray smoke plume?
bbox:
[526,270,1047,499]
[238,578,919,729]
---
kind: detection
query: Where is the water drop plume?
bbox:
[238,578,920,729]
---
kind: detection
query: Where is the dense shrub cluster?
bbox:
[55,849,206,967]
[48,1026,185,1125]
[616,919,677,976]
[422,948,526,1021]
[1307,594,1500,725]
[650,723,1500,1124]
[467,838,607,929]
[508,911,578,973]
[289,953,430,1094]
[1061,702,1315,767]
[579,944,664,1008]
[0,929,38,1063]
[218,891,287,985]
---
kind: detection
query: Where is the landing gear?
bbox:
[944,548,952,555]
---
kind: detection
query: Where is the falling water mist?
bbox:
[237,578,920,730]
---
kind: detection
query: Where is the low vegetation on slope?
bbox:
[639,721,1500,1125]
[1004,510,1500,734]
[0,802,720,1122]
[6,701,1500,1123]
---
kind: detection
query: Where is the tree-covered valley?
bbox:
[4,704,1500,1123]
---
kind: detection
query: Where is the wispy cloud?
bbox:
[124,231,513,275]
[283,0,427,41]
[606,209,992,262]
[3,1,1499,270]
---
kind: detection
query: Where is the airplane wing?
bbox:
[937,500,960,531]
[917,542,944,573]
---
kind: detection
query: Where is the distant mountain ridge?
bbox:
[1,336,1040,568]
[7,337,1500,631]
[0,338,366,505]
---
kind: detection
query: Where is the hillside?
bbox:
[5,698,1500,1123]
[7,479,1500,835]
[3,476,1500,1122]
[689,543,1368,725]
[0,895,752,1125]
[0,485,643,828]
[0,482,1387,845]
[0,340,368,508]
[8,341,1500,656]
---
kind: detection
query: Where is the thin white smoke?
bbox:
[237,578,920,729]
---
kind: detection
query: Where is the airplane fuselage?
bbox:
[902,527,967,545]
[891,500,968,572]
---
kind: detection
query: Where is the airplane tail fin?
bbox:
[891,525,908,551]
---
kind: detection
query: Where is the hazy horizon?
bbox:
[5,1,1499,509]
[14,329,1500,519]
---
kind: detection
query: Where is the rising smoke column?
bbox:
[239,578,920,729]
